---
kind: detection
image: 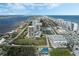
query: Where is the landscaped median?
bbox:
[49,48,72,56]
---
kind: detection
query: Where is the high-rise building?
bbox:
[66,21,72,31]
[27,19,42,38]
[57,19,64,26]
[72,22,78,32]
[27,26,35,38]
[32,20,42,31]
[77,26,79,34]
[64,21,78,32]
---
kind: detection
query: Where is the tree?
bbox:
[3,46,36,56]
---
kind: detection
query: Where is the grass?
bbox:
[50,48,72,56]
[14,35,47,46]
[35,36,47,46]
[14,38,33,45]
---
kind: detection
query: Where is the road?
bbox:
[46,35,50,48]
[8,25,28,44]
[0,44,49,48]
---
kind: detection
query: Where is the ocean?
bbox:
[49,15,79,23]
[0,15,30,34]
[0,15,79,34]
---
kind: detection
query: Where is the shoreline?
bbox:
[0,16,79,35]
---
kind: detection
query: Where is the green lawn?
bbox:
[14,38,33,45]
[14,35,47,46]
[35,36,47,46]
[50,48,72,56]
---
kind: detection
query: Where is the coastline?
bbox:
[0,15,79,34]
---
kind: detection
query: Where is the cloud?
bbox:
[23,3,60,10]
[0,3,61,15]
[47,4,60,9]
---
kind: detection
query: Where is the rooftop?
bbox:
[48,35,67,41]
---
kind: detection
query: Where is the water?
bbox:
[0,15,30,33]
[49,15,79,23]
[0,15,79,34]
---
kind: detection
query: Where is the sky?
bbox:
[0,3,79,15]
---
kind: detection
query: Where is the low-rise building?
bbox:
[7,30,16,34]
[0,38,6,44]
[55,26,69,35]
[47,35,67,48]
[34,31,42,38]
[73,45,79,56]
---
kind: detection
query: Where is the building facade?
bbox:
[27,26,35,38]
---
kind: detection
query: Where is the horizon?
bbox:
[0,3,79,15]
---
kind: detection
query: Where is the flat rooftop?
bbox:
[48,35,67,41]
